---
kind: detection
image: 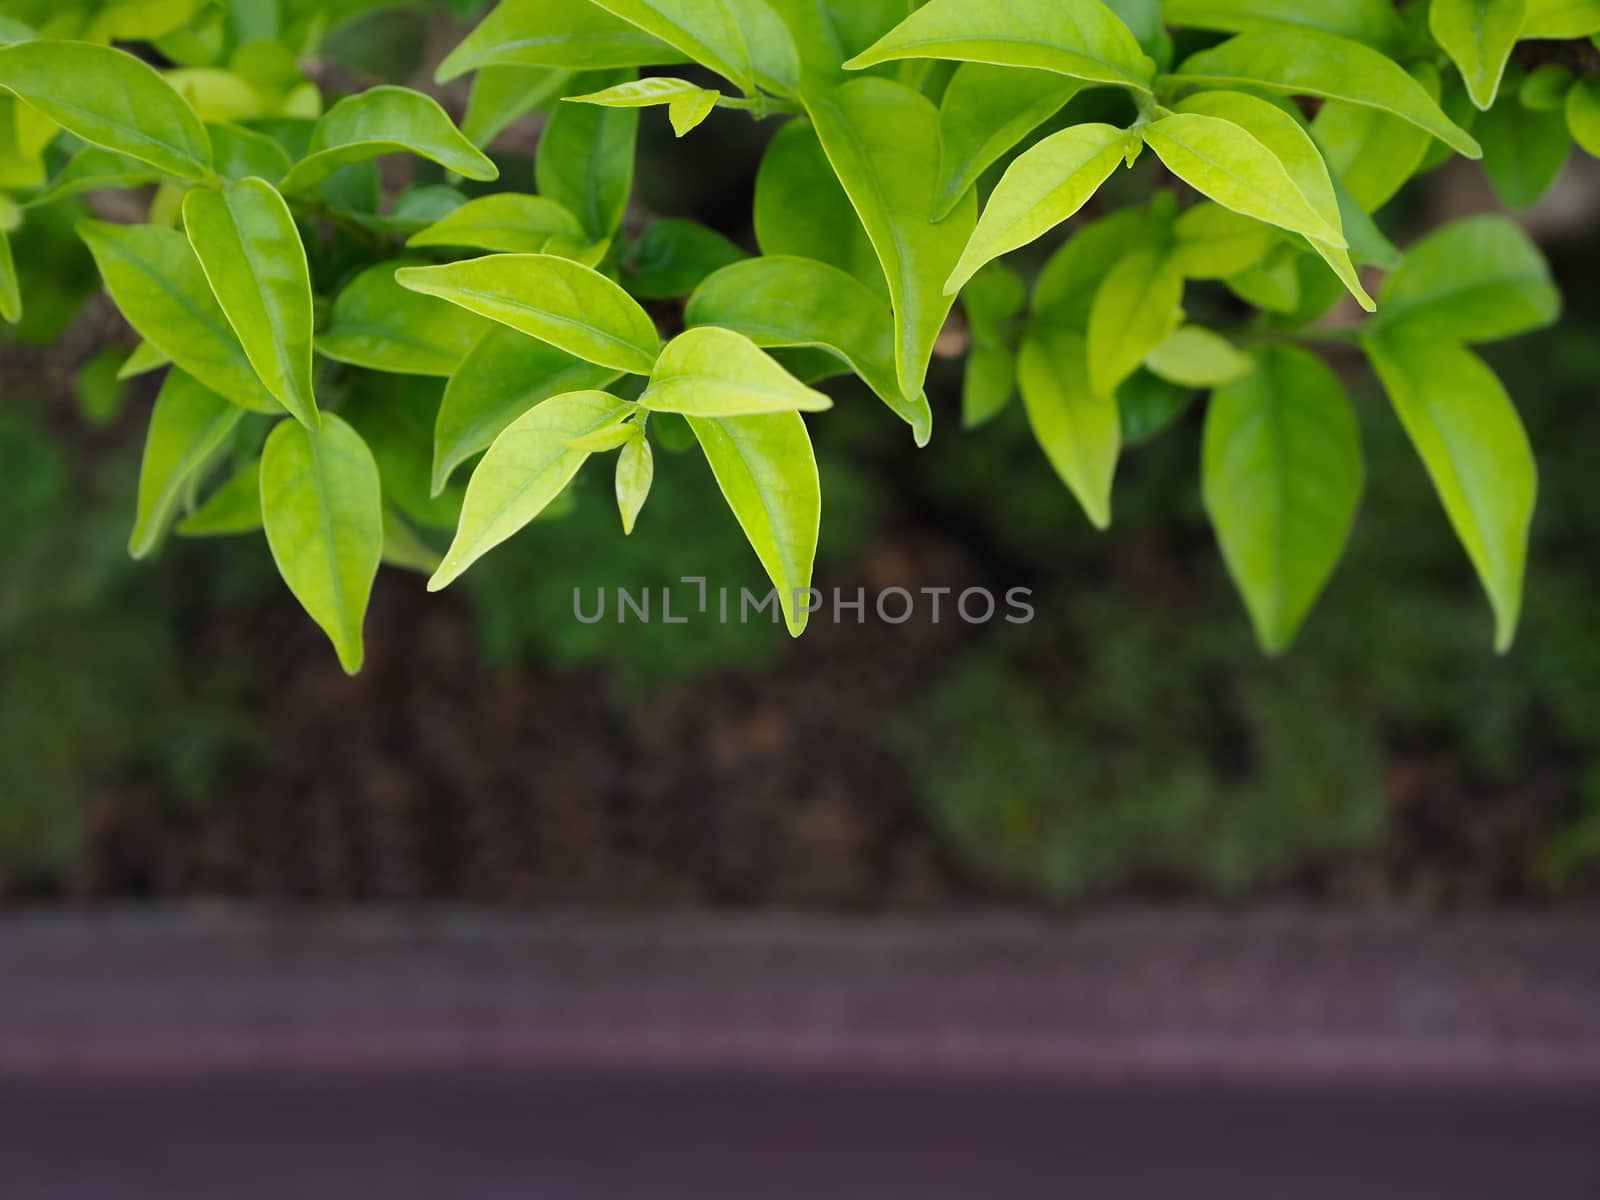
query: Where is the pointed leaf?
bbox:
[118,340,172,380]
[1034,205,1172,329]
[430,389,630,590]
[616,431,654,534]
[260,413,385,675]
[405,193,595,259]
[1146,326,1254,387]
[933,65,1083,222]
[1377,215,1561,342]
[396,254,661,375]
[129,370,245,558]
[1018,328,1120,529]
[536,80,639,239]
[1086,247,1185,396]
[753,119,883,296]
[182,178,318,428]
[1430,0,1527,110]
[178,461,262,538]
[1203,345,1363,653]
[640,326,833,416]
[317,261,495,377]
[1311,62,1441,212]
[436,0,688,80]
[1476,92,1571,209]
[586,0,799,95]
[567,74,721,136]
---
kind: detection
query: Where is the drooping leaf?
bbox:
[1202,345,1363,653]
[1163,0,1406,49]
[435,0,687,81]
[932,63,1084,220]
[1146,326,1254,387]
[182,177,319,428]
[753,118,883,296]
[615,430,654,534]
[536,77,639,239]
[279,85,497,194]
[429,389,631,590]
[1429,0,1527,110]
[405,193,596,260]
[946,122,1130,295]
[566,75,720,136]
[178,460,262,537]
[433,329,623,495]
[1170,31,1482,158]
[844,0,1157,92]
[1018,327,1120,529]
[78,220,280,414]
[803,76,977,397]
[686,254,930,442]
[689,410,821,636]
[0,40,212,179]
[1475,91,1571,208]
[396,253,662,375]
[317,260,495,377]
[640,326,833,416]
[1377,215,1561,342]
[1086,246,1184,397]
[1364,329,1537,652]
[129,370,245,559]
[260,412,385,675]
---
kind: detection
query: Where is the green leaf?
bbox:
[624,217,746,299]
[27,145,167,208]
[566,75,720,136]
[946,122,1130,295]
[260,412,385,675]
[688,410,821,636]
[0,40,212,180]
[1146,326,1254,387]
[1173,89,1372,310]
[640,326,833,416]
[844,0,1156,92]
[118,340,172,380]
[1203,345,1363,654]
[1430,0,1527,110]
[0,226,16,323]
[960,262,1025,429]
[429,389,631,589]
[129,370,245,559]
[1170,201,1277,279]
[536,77,639,239]
[1087,247,1184,397]
[1476,92,1571,208]
[1034,204,1172,329]
[279,86,497,195]
[586,0,799,96]
[1141,113,1346,248]
[462,65,575,147]
[434,328,622,494]
[1569,76,1600,155]
[396,253,661,375]
[1522,0,1600,36]
[964,342,1016,430]
[382,507,443,576]
[1170,31,1482,158]
[317,260,495,377]
[208,123,294,185]
[182,178,318,429]
[405,193,597,260]
[1377,215,1561,342]
[178,460,262,538]
[615,430,653,534]
[753,118,883,297]
[1364,329,1536,652]
[435,0,687,81]
[932,63,1083,220]
[1119,370,1193,444]
[1163,0,1406,48]
[685,254,930,443]
[1311,62,1440,211]
[78,220,280,414]
[1018,327,1120,529]
[803,76,978,397]
[1521,64,1574,111]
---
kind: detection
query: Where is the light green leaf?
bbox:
[129,370,245,558]
[932,63,1083,220]
[1364,330,1536,652]
[118,340,172,380]
[396,254,661,375]
[1163,0,1406,48]
[689,410,820,636]
[1226,253,1302,313]
[753,118,883,297]
[961,262,1025,429]
[1018,328,1120,529]
[433,328,622,494]
[78,220,280,414]
[1569,77,1600,155]
[1521,0,1600,36]
[1430,0,1527,110]
[429,389,630,590]
[586,0,799,96]
[565,415,641,452]
[1142,113,1346,248]
[641,326,832,416]
[1377,215,1561,342]
[463,65,574,147]
[1170,31,1482,158]
[685,254,930,443]
[843,0,1156,92]
[0,40,212,180]
[208,122,293,185]
[1170,201,1277,279]
[317,260,495,377]
[26,145,167,208]
[1203,345,1363,654]
[182,178,318,428]
[1476,91,1571,208]
[624,217,746,299]
[0,226,16,323]
[1146,326,1254,387]
[567,75,721,136]
[1034,204,1173,329]
[803,76,978,397]
[178,461,262,538]
[946,122,1130,295]
[616,431,653,534]
[536,78,639,239]
[1311,62,1440,211]
[1173,89,1372,310]
[435,0,687,81]
[279,86,497,195]
[260,412,385,675]
[405,193,597,260]
[1087,247,1184,397]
